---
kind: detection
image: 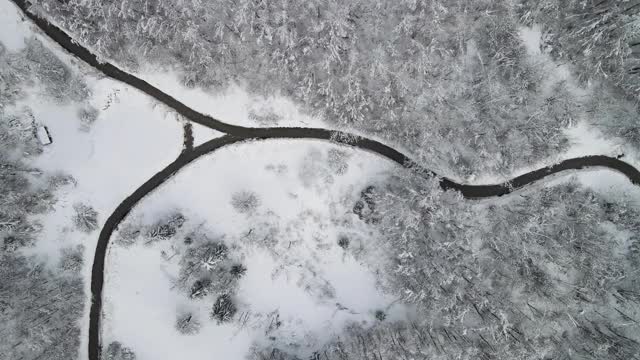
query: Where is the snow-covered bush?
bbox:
[326,148,349,175]
[352,185,378,223]
[229,263,247,278]
[374,310,386,321]
[231,190,260,214]
[72,203,98,233]
[211,294,237,323]
[337,235,349,249]
[175,312,201,335]
[104,341,137,360]
[145,212,185,242]
[179,238,245,300]
[113,221,141,247]
[58,245,84,273]
[78,106,99,132]
[189,278,213,299]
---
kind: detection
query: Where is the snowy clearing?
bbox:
[103,140,412,360]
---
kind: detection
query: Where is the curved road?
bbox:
[8,1,640,359]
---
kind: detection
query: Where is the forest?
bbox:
[31,0,640,179]
[0,30,90,359]
[250,175,640,359]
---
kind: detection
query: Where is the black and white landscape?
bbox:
[1,1,640,359]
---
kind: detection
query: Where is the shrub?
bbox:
[104,341,136,360]
[211,294,237,323]
[231,190,260,214]
[337,236,350,249]
[145,213,185,241]
[190,278,212,298]
[374,310,387,321]
[175,312,201,335]
[59,245,84,273]
[327,148,349,175]
[78,106,99,132]
[72,203,98,233]
[229,263,247,278]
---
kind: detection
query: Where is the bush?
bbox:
[327,148,349,175]
[337,236,349,249]
[145,212,185,241]
[58,245,84,273]
[78,106,99,132]
[72,203,98,233]
[189,278,212,298]
[211,294,237,323]
[231,190,260,214]
[175,312,201,335]
[229,263,247,278]
[374,310,386,321]
[104,341,136,360]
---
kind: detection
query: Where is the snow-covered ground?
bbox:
[192,122,223,146]
[102,141,412,360]
[137,66,329,129]
[0,0,31,51]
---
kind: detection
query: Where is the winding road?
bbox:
[8,1,640,359]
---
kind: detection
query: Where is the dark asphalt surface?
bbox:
[8,1,640,359]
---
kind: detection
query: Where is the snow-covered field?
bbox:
[102,141,412,360]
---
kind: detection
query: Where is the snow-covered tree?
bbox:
[73,202,98,233]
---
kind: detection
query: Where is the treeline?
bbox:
[0,35,94,359]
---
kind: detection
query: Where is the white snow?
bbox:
[0,1,30,51]
[519,25,542,56]
[137,66,327,128]
[191,122,223,146]
[103,140,410,359]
